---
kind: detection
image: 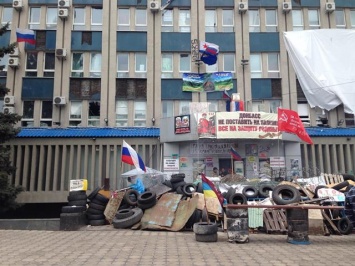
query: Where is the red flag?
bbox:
[278,108,313,144]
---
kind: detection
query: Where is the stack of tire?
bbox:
[193,222,218,242]
[60,190,88,231]
[86,187,109,226]
[112,207,144,229]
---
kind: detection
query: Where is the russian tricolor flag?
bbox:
[16,28,36,45]
[121,140,146,172]
[230,147,242,161]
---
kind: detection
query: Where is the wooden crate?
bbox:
[263,209,287,234]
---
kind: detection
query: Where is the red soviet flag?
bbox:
[278,108,313,145]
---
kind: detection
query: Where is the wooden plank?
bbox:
[321,209,341,235]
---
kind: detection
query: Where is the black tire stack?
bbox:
[86,187,109,226]
[112,207,144,229]
[169,173,186,195]
[60,190,88,231]
[137,191,157,210]
[193,222,218,242]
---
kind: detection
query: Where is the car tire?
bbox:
[272,185,301,205]
[112,208,143,229]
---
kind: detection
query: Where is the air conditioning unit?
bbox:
[13,0,23,11]
[325,3,335,13]
[58,8,69,19]
[56,48,67,59]
[8,57,19,68]
[283,2,292,13]
[3,106,15,114]
[9,47,20,57]
[4,96,15,105]
[149,1,160,12]
[53,96,66,105]
[58,0,70,8]
[238,2,248,13]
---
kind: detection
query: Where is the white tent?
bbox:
[121,167,164,177]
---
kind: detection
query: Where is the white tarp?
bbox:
[284,29,355,114]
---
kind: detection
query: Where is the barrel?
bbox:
[226,207,249,243]
[286,209,310,245]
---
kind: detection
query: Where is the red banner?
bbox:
[278,108,313,144]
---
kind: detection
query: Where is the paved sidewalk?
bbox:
[0,227,354,266]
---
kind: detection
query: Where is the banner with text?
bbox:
[215,112,281,139]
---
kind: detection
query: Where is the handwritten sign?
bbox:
[215,112,281,139]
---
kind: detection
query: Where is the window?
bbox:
[117,8,130,31]
[223,54,235,73]
[179,101,190,115]
[292,10,304,31]
[0,53,9,76]
[250,54,262,78]
[252,101,265,112]
[162,100,173,118]
[116,100,128,126]
[179,10,190,32]
[135,53,147,78]
[297,103,310,123]
[206,62,218,73]
[179,54,190,74]
[88,101,100,126]
[29,7,41,30]
[22,101,35,127]
[222,10,234,32]
[72,53,84,77]
[269,100,281,113]
[69,101,82,126]
[134,101,146,126]
[73,7,85,30]
[91,7,103,31]
[205,10,216,32]
[135,9,147,31]
[308,9,320,29]
[44,52,55,77]
[117,53,129,78]
[1,7,12,25]
[162,53,173,78]
[265,9,277,32]
[26,52,38,77]
[249,10,260,32]
[90,53,102,78]
[345,113,355,127]
[267,53,280,78]
[209,101,218,112]
[40,101,53,127]
[162,9,173,32]
[335,9,346,29]
[351,10,355,29]
[46,7,57,30]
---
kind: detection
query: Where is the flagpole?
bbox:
[231,154,234,175]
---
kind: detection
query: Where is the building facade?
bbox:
[0,0,355,203]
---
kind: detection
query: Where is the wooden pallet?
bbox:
[321,173,344,185]
[263,209,288,234]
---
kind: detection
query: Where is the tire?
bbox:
[67,200,87,207]
[112,208,143,229]
[88,202,106,211]
[124,189,139,206]
[342,174,355,182]
[116,209,134,219]
[229,193,247,205]
[258,184,274,198]
[90,198,108,206]
[93,193,109,204]
[62,205,86,213]
[242,185,258,198]
[87,213,105,220]
[193,222,218,235]
[175,185,184,195]
[87,187,101,200]
[196,182,203,193]
[172,181,186,191]
[226,187,236,202]
[69,190,87,197]
[163,180,173,188]
[195,233,218,242]
[89,219,106,226]
[331,181,349,191]
[67,194,87,201]
[182,183,197,197]
[337,217,353,235]
[86,207,104,215]
[272,185,301,205]
[137,191,156,204]
[60,212,87,231]
[137,198,157,210]
[170,173,185,183]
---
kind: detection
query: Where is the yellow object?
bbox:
[70,179,88,191]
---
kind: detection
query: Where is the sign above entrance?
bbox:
[214,112,281,140]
